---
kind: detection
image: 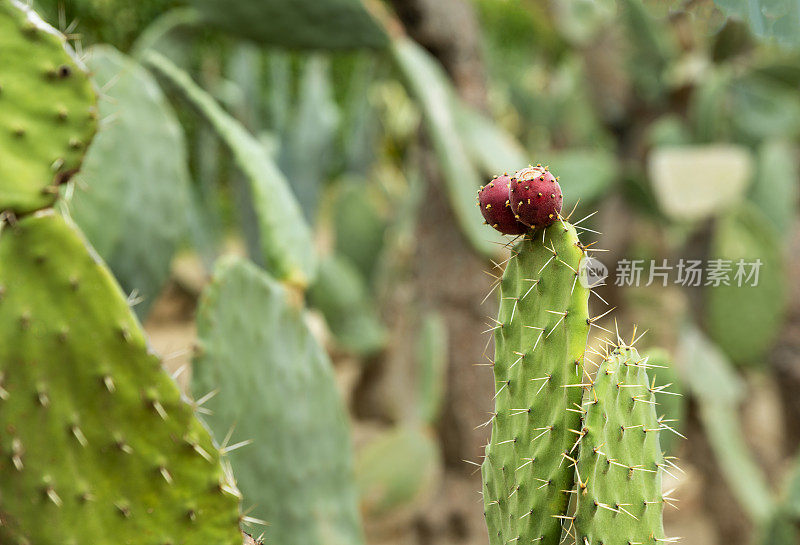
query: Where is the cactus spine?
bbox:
[481,222,590,545]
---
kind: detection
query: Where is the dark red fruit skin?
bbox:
[477,175,530,235]
[508,166,563,228]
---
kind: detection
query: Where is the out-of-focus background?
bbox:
[36,0,800,543]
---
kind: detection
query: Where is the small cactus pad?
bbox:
[356,426,442,520]
[192,256,365,545]
[574,345,667,545]
[509,166,563,228]
[0,0,97,214]
[478,175,529,235]
[481,222,590,545]
[0,212,242,545]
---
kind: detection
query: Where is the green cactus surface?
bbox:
[0,211,242,545]
[192,256,364,545]
[0,0,97,215]
[643,348,685,455]
[415,312,448,426]
[574,344,667,545]
[145,51,318,288]
[69,45,191,319]
[706,203,786,365]
[189,0,388,49]
[481,222,590,545]
[356,426,442,519]
[308,255,388,356]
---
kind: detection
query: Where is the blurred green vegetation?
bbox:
[19,0,800,543]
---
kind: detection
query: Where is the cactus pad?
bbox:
[0,0,96,214]
[481,222,590,545]
[574,345,667,545]
[192,256,364,545]
[356,426,442,519]
[69,45,191,319]
[0,212,241,545]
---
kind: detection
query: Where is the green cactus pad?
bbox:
[706,203,786,365]
[0,212,241,545]
[481,222,590,545]
[0,0,97,214]
[145,52,317,288]
[192,256,364,545]
[69,45,191,319]
[356,426,442,519]
[189,0,388,49]
[416,312,448,426]
[574,345,667,545]
[308,255,387,356]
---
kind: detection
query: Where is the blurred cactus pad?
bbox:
[192,257,364,545]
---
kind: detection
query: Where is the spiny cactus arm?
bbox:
[574,344,669,545]
[0,212,242,545]
[192,256,364,545]
[481,222,590,545]
[0,0,96,214]
[144,51,317,289]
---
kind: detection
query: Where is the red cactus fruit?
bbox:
[478,174,529,235]
[509,165,563,228]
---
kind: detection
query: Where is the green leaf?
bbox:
[730,74,800,140]
[189,0,388,49]
[706,203,787,365]
[356,427,441,519]
[752,139,799,239]
[390,38,505,257]
[714,0,800,49]
[327,177,389,284]
[648,145,753,221]
[145,51,317,288]
[454,103,526,177]
[278,56,340,219]
[308,255,387,356]
[545,149,617,206]
[193,256,364,545]
[69,45,191,318]
[415,312,448,426]
[678,323,774,523]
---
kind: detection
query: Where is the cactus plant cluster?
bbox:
[480,167,676,545]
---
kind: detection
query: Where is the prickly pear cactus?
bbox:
[192,256,364,545]
[69,45,191,319]
[0,0,96,214]
[574,344,667,545]
[0,212,242,545]
[481,222,590,545]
